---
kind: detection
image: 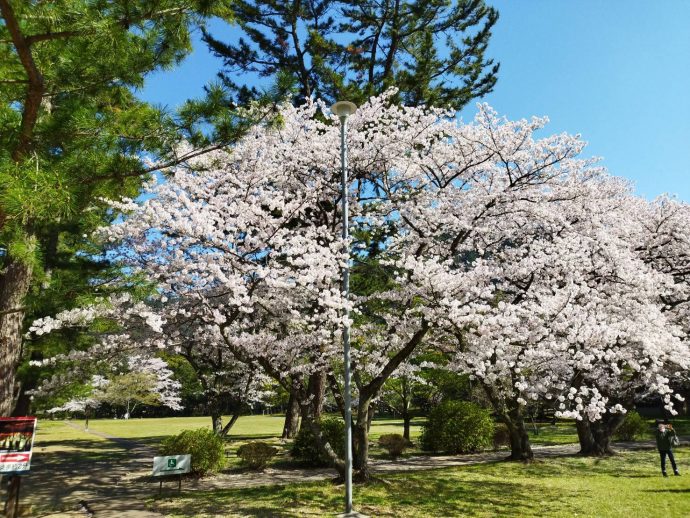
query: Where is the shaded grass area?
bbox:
[33,420,131,463]
[526,417,690,446]
[150,447,690,518]
[526,422,580,446]
[24,421,139,515]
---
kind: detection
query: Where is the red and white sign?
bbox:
[0,417,37,474]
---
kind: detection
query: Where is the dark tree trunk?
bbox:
[502,410,533,461]
[211,413,223,435]
[576,413,626,456]
[328,373,346,419]
[576,419,596,454]
[401,379,412,441]
[220,414,240,436]
[402,412,412,441]
[353,400,372,482]
[11,389,32,417]
[282,392,300,439]
[299,371,327,429]
[0,260,32,416]
[306,369,327,419]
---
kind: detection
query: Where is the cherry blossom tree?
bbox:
[36,354,182,420]
[371,106,690,460]
[32,91,690,473]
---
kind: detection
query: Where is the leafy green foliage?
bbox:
[421,401,494,454]
[99,372,161,416]
[237,441,279,470]
[160,428,225,476]
[615,411,649,441]
[292,416,346,466]
[378,433,412,458]
[204,0,499,108]
[0,0,246,415]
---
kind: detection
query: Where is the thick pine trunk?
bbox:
[0,260,32,416]
[282,392,300,439]
[502,410,533,461]
[576,413,625,456]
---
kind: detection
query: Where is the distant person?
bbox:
[655,421,680,477]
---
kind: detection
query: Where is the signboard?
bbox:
[152,454,191,477]
[0,417,37,474]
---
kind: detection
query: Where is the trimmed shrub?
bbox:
[492,423,511,450]
[378,433,411,458]
[615,411,648,441]
[421,401,494,454]
[237,441,278,470]
[292,416,345,466]
[160,428,225,476]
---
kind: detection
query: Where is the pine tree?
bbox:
[204,0,499,107]
[0,0,233,416]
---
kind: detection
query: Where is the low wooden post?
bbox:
[5,475,21,518]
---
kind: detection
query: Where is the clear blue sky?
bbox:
[139,0,690,201]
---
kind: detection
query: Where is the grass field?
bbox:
[43,414,424,441]
[31,415,690,517]
[147,447,690,517]
[36,414,688,465]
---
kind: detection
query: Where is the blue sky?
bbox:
[139,1,690,201]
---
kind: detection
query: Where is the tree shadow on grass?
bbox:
[21,438,156,514]
[642,488,690,494]
[226,434,279,442]
[151,473,569,517]
[487,449,690,482]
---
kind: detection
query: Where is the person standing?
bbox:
[656,422,681,477]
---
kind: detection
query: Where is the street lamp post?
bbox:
[331,100,357,517]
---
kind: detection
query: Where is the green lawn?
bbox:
[32,419,131,463]
[32,416,690,517]
[148,447,690,517]
[56,414,424,441]
[525,422,580,445]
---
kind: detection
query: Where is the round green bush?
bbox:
[292,416,345,466]
[378,433,412,458]
[237,441,278,470]
[614,411,648,441]
[160,428,225,476]
[421,400,494,454]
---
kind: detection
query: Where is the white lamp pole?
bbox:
[331,100,357,516]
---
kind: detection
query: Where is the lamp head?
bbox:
[331,101,357,118]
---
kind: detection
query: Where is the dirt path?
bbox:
[19,424,685,517]
[19,422,163,518]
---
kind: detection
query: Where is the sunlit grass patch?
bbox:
[149,447,690,518]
